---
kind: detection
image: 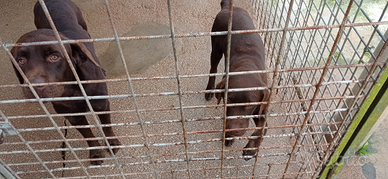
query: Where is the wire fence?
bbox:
[0,0,387,178]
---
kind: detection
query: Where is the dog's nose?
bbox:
[29,78,46,91]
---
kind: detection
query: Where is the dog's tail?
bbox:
[221,0,230,9]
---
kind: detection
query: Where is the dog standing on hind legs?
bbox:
[205,0,269,160]
[11,0,121,165]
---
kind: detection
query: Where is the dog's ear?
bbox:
[258,88,270,116]
[215,77,227,105]
[12,65,24,84]
[70,42,100,67]
[56,33,100,67]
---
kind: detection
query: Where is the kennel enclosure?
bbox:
[0,0,388,178]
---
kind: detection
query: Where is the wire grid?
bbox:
[0,0,387,178]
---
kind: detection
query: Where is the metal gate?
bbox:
[0,0,387,178]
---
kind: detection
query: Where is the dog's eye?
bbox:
[18,58,27,65]
[50,54,60,61]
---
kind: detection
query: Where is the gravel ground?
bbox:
[0,0,304,178]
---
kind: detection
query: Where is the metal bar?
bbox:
[0,93,367,121]
[0,148,18,179]
[221,1,234,177]
[2,107,357,134]
[16,160,320,178]
[166,0,192,177]
[4,142,336,168]
[37,1,121,178]
[10,119,346,137]
[0,81,375,106]
[0,110,53,178]
[282,0,356,177]
[0,129,343,154]
[3,21,388,49]
[0,62,383,91]
[252,0,295,177]
[12,149,327,175]
[102,0,154,178]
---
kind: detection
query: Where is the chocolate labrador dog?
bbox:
[10,0,120,165]
[205,0,269,160]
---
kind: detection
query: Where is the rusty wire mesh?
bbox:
[0,0,387,178]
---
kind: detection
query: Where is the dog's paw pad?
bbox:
[90,149,104,165]
[205,93,214,100]
[225,139,234,147]
[107,139,121,154]
[242,150,256,161]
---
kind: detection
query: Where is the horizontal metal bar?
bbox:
[13,150,327,175]
[2,121,345,147]
[3,21,388,48]
[0,129,341,156]
[0,90,365,119]
[0,62,382,90]
[7,142,333,168]
[208,171,315,179]
[2,106,354,131]
[19,165,318,179]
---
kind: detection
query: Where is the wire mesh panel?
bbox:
[0,0,387,178]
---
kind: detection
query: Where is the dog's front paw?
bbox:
[90,149,104,165]
[242,148,256,161]
[205,93,214,100]
[225,139,234,147]
[107,138,121,154]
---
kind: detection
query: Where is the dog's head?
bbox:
[216,75,269,137]
[10,29,99,99]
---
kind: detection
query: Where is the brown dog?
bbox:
[10,0,120,165]
[205,0,269,160]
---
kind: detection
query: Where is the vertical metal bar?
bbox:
[300,1,341,148]
[220,0,234,178]
[261,0,269,31]
[166,0,192,178]
[102,0,155,178]
[265,0,280,68]
[294,0,342,173]
[257,0,265,28]
[0,111,54,179]
[265,164,272,179]
[321,0,368,147]
[282,0,356,178]
[285,3,327,167]
[36,1,124,178]
[1,34,90,178]
[251,0,295,178]
[263,0,275,49]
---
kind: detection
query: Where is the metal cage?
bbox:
[0,0,387,178]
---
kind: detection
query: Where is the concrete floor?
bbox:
[337,115,388,179]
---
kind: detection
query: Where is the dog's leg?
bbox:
[224,132,235,147]
[66,116,104,165]
[98,114,121,154]
[243,112,267,161]
[98,113,121,154]
[224,117,250,147]
[95,100,121,154]
[205,38,223,100]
